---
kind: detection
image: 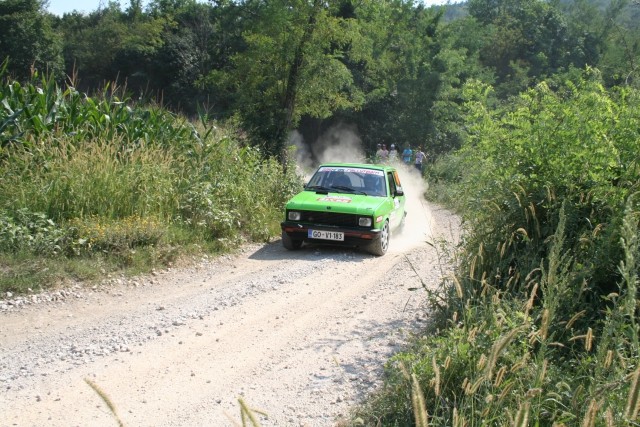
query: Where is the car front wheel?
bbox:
[368,220,389,256]
[282,230,303,250]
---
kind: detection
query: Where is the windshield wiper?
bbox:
[331,185,366,194]
[306,185,331,192]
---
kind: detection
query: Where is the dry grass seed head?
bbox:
[453,407,468,427]
[585,328,594,352]
[432,356,441,397]
[524,283,539,315]
[494,365,507,387]
[498,381,515,403]
[84,379,124,427]
[510,359,528,374]
[491,292,500,305]
[500,239,507,259]
[540,309,550,341]
[581,399,599,427]
[524,267,541,284]
[537,359,548,384]
[513,402,530,427]
[477,354,487,370]
[565,310,586,330]
[604,350,614,369]
[568,331,593,351]
[481,279,490,297]
[605,407,614,427]
[399,362,411,381]
[452,275,464,298]
[470,255,477,279]
[411,373,429,427]
[625,366,640,421]
[468,327,478,342]
[516,228,529,240]
[467,376,485,395]
[485,326,526,379]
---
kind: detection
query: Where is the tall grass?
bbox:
[0,70,301,292]
[5,139,180,220]
[352,72,640,424]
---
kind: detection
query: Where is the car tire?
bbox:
[368,220,390,256]
[282,230,303,250]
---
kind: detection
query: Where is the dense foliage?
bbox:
[0,70,301,292]
[353,72,640,425]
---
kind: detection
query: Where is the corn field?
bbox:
[0,69,302,292]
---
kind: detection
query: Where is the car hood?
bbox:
[285,190,387,215]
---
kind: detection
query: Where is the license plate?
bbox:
[308,229,344,241]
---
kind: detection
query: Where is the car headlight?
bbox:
[288,211,301,221]
[359,217,372,227]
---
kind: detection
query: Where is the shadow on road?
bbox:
[247,239,375,262]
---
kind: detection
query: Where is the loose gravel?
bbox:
[1,202,459,427]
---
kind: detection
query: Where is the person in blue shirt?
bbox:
[402,145,413,164]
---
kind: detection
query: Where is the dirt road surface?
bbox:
[1,201,459,427]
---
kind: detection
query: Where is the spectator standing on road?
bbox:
[375,144,383,162]
[414,146,426,174]
[402,145,413,165]
[380,144,389,162]
[389,144,398,162]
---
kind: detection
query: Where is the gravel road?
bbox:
[0,200,459,427]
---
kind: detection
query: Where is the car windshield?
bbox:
[306,166,386,197]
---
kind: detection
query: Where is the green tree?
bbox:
[209,0,365,161]
[59,2,164,92]
[467,0,592,98]
[568,0,640,87]
[148,0,220,113]
[0,0,63,80]
[326,1,444,155]
[428,16,496,154]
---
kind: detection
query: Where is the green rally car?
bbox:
[281,163,407,256]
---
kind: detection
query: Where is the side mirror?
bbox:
[395,188,404,197]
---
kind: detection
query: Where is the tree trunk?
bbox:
[276,0,321,173]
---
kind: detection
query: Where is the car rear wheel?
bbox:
[282,230,303,250]
[368,220,389,256]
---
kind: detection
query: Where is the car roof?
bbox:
[317,163,396,173]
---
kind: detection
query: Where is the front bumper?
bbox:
[281,221,382,246]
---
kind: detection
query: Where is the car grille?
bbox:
[297,210,360,227]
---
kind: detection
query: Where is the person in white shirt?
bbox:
[389,144,398,162]
[380,144,389,162]
[375,143,383,162]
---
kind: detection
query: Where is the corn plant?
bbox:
[0,70,303,292]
